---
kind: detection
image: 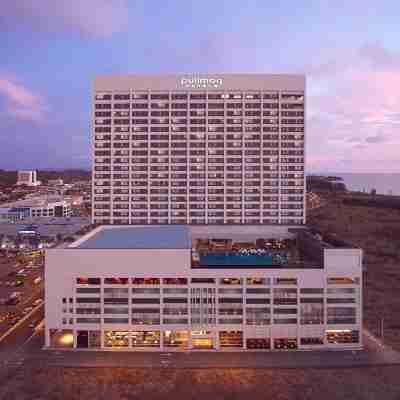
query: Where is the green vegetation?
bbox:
[307,175,347,193]
[308,198,400,349]
[342,195,400,210]
[0,169,90,187]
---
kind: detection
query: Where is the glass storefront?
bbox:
[131,331,160,347]
[104,331,129,347]
[219,331,243,347]
[163,330,189,348]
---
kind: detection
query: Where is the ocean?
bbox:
[316,173,400,196]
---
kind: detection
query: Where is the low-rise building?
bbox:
[47,179,64,186]
[45,225,362,351]
[0,207,31,222]
[0,196,71,220]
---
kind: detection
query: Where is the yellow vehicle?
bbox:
[29,250,43,257]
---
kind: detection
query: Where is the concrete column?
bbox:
[45,328,50,347]
[100,329,104,349]
[215,330,220,350]
[160,330,164,351]
[188,332,193,350]
[73,329,77,349]
[242,329,247,350]
[128,330,133,349]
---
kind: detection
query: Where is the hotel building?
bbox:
[45,225,362,351]
[45,74,363,351]
[92,74,305,226]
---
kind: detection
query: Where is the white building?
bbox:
[44,73,363,352]
[17,170,40,186]
[92,74,305,226]
[0,195,71,219]
[45,225,362,351]
[47,179,64,186]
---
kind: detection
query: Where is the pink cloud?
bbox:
[304,44,400,172]
[1,0,129,37]
[0,75,47,122]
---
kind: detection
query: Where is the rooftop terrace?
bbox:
[69,225,359,269]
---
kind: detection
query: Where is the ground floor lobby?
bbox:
[46,328,361,351]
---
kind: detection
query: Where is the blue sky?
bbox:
[0,0,399,172]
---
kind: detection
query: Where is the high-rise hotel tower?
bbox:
[45,76,363,351]
[92,74,305,226]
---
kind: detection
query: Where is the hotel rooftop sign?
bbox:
[180,77,223,89]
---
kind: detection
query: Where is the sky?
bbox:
[0,0,399,173]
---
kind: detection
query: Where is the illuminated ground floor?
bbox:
[46,327,361,351]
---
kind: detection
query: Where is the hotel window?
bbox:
[327,307,356,324]
[132,298,160,304]
[246,288,270,294]
[300,301,324,324]
[162,278,188,285]
[300,338,324,345]
[327,277,359,285]
[326,330,359,344]
[76,277,101,285]
[76,288,101,294]
[273,288,297,305]
[246,298,270,304]
[273,318,297,324]
[103,318,129,324]
[131,278,160,285]
[76,297,100,304]
[220,278,242,285]
[326,298,356,304]
[104,307,129,314]
[274,278,297,285]
[163,318,188,324]
[191,278,215,284]
[218,288,242,295]
[104,278,129,285]
[327,288,356,294]
[132,288,160,294]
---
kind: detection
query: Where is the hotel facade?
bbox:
[45,74,363,352]
[92,74,305,226]
[45,225,362,351]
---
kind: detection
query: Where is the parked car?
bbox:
[22,307,33,315]
[33,299,43,307]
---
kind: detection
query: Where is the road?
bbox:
[0,303,44,385]
[1,322,400,376]
[0,252,44,336]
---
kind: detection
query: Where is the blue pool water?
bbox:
[199,252,288,266]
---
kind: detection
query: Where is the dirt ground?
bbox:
[0,366,400,400]
[308,198,400,349]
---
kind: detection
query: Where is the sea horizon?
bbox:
[308,172,400,196]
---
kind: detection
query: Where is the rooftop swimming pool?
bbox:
[196,251,290,266]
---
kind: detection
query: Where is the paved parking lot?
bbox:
[0,217,90,238]
[0,256,44,335]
